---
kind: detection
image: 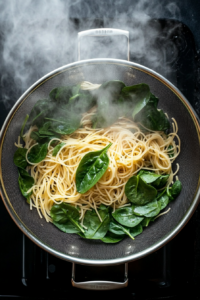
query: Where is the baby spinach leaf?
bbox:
[27,143,48,163]
[50,203,84,234]
[167,180,182,201]
[140,217,152,227]
[49,86,74,104]
[158,194,169,210]
[47,114,80,135]
[18,168,34,198]
[109,219,134,240]
[135,93,170,131]
[125,175,157,205]
[20,114,29,139]
[129,223,143,237]
[76,143,112,194]
[83,208,110,239]
[14,148,28,169]
[101,232,125,243]
[156,188,167,200]
[27,99,54,128]
[112,206,144,228]
[121,83,150,118]
[99,204,108,210]
[170,180,182,198]
[144,201,161,217]
[38,121,54,136]
[52,142,66,156]
[30,130,60,144]
[138,170,160,184]
[67,91,96,115]
[152,174,170,188]
[132,199,158,216]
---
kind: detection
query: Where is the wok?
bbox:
[0,29,200,289]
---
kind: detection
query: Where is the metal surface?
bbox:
[78,28,130,61]
[0,58,200,265]
[71,262,128,290]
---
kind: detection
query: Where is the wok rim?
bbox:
[1,58,200,266]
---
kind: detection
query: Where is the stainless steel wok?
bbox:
[0,29,200,290]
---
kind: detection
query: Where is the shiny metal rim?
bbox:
[1,58,200,266]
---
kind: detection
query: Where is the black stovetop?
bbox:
[1,2,200,299]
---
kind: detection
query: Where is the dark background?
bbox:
[1,0,200,299]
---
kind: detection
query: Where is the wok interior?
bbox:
[1,61,200,262]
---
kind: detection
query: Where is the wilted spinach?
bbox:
[140,217,152,227]
[167,180,182,201]
[109,219,135,240]
[144,201,161,217]
[101,231,125,243]
[158,194,169,210]
[27,142,48,163]
[76,143,112,194]
[134,93,170,131]
[14,148,28,169]
[50,203,85,233]
[83,208,110,239]
[52,142,66,156]
[129,223,143,237]
[112,206,144,227]
[132,199,158,216]
[18,168,34,199]
[125,175,157,205]
[121,83,150,118]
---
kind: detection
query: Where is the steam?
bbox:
[0,0,180,109]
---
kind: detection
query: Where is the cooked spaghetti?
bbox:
[16,81,180,226]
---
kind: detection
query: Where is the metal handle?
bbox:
[77,28,130,61]
[71,262,128,290]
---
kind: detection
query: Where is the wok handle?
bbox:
[71,262,128,290]
[77,28,130,61]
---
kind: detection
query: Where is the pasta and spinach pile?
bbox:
[13,80,182,243]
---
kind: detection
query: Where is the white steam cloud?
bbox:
[0,0,180,109]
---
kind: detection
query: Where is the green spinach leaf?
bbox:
[27,99,54,128]
[52,142,66,156]
[140,217,152,227]
[76,143,112,194]
[18,168,34,198]
[14,148,28,169]
[167,180,182,201]
[144,201,161,217]
[112,206,144,227]
[121,83,150,118]
[47,115,80,135]
[138,170,160,183]
[27,143,48,163]
[138,170,169,188]
[83,208,110,239]
[158,194,169,210]
[129,223,143,237]
[132,199,158,216]
[109,219,134,240]
[125,175,157,205]
[135,93,170,131]
[101,232,125,243]
[49,86,76,104]
[50,203,84,233]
